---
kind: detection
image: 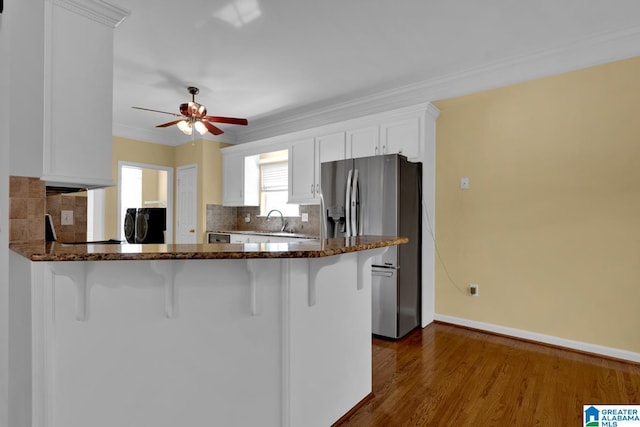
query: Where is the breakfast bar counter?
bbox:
[9,236,406,427]
[10,235,407,261]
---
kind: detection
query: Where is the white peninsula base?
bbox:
[9,248,385,427]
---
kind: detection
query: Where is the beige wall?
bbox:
[433,57,640,353]
[106,137,229,243]
[141,169,167,208]
[105,137,175,239]
[175,140,229,242]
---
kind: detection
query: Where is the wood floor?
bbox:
[334,322,640,426]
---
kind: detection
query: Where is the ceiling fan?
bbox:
[132,86,248,136]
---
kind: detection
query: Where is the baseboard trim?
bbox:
[332,392,373,426]
[433,314,640,364]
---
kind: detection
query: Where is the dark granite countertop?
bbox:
[9,236,408,262]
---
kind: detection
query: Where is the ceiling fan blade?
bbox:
[132,106,183,117]
[204,116,248,126]
[156,120,183,128]
[203,121,224,135]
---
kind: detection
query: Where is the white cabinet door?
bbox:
[379,115,422,159]
[42,4,122,188]
[317,132,346,164]
[288,138,317,204]
[315,132,345,194]
[222,152,245,206]
[346,126,379,159]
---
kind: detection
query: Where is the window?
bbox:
[259,151,299,217]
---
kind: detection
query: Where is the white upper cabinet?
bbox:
[289,133,346,204]
[8,0,128,187]
[222,152,245,206]
[346,126,380,159]
[346,114,422,160]
[379,115,422,159]
[222,152,259,206]
[288,137,317,204]
[41,1,128,188]
[317,132,346,164]
[315,132,346,194]
[230,104,439,207]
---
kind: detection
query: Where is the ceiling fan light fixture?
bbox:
[177,120,193,135]
[133,86,247,136]
[194,120,207,135]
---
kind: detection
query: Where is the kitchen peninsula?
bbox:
[9,236,406,427]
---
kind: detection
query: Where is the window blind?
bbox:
[261,162,288,192]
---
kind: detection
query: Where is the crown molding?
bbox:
[234,24,640,144]
[51,0,130,28]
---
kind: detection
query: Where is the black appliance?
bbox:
[124,208,137,243]
[124,208,166,244]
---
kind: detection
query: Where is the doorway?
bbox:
[117,161,174,243]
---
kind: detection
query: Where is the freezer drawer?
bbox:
[372,266,398,338]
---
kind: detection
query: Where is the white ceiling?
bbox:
[112,0,640,145]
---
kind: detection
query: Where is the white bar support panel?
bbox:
[306,255,341,307]
[150,260,182,319]
[49,261,91,321]
[246,259,264,316]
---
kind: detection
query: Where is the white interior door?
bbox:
[176,164,198,244]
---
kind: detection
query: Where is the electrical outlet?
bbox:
[301,213,309,222]
[460,177,469,190]
[61,210,74,226]
[244,213,251,223]
[469,284,479,296]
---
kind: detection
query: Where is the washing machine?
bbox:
[124,208,138,243]
[135,208,166,244]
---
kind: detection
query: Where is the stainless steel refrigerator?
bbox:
[320,154,422,339]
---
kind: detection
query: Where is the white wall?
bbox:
[0,2,11,426]
[2,1,47,425]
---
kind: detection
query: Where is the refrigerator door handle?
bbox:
[319,190,327,239]
[351,169,359,236]
[345,169,353,237]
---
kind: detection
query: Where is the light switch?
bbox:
[301,213,309,223]
[61,210,74,225]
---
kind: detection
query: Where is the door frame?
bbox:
[117,161,174,243]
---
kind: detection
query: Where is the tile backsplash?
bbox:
[46,193,87,243]
[9,176,45,243]
[206,204,238,231]
[207,204,321,237]
[9,175,88,244]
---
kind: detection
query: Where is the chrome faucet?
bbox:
[266,209,287,232]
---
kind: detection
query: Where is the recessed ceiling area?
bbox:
[112,0,640,145]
